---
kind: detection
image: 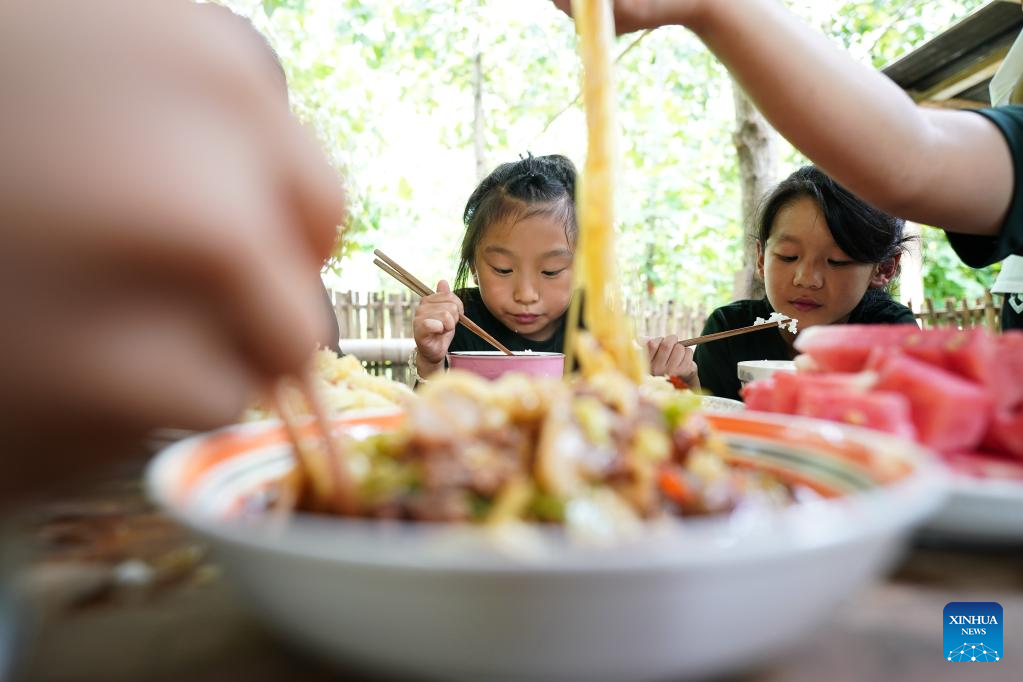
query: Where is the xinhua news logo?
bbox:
[944,602,1002,662]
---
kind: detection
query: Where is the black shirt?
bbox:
[694,290,917,401]
[947,106,1023,330]
[449,287,568,353]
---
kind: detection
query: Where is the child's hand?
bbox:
[550,0,701,34]
[645,335,700,389]
[412,281,464,371]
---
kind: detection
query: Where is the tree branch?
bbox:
[533,28,654,142]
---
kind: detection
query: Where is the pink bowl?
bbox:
[447,351,564,380]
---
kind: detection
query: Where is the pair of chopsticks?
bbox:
[374,247,782,353]
[272,374,358,516]
[372,249,514,356]
[677,320,789,347]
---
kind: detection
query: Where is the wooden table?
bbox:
[7,462,1023,682]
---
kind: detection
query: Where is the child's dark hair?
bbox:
[454,154,577,290]
[755,165,913,266]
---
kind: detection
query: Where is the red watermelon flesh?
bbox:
[879,326,957,367]
[872,352,991,453]
[898,328,1017,409]
[981,407,1023,459]
[992,331,1023,411]
[741,371,880,415]
[740,378,776,411]
[933,328,993,381]
[752,326,1023,459]
[793,325,920,372]
[795,326,1019,406]
[897,329,1023,412]
[942,449,1023,480]
[795,386,916,441]
[771,370,874,414]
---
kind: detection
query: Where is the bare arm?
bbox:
[556,0,1015,236]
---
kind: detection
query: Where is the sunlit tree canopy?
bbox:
[218,0,995,304]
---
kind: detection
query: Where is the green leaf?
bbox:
[396,177,414,201]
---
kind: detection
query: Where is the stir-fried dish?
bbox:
[264,2,806,530]
[248,349,413,421]
[268,341,803,530]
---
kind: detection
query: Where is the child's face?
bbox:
[757,197,879,333]
[473,212,574,343]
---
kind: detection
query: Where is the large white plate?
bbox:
[147,411,945,682]
[698,395,745,412]
[923,473,1023,544]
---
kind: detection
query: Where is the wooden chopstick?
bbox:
[679,320,787,347]
[373,256,513,355]
[374,249,433,297]
[374,258,429,297]
[273,373,358,516]
[372,250,514,356]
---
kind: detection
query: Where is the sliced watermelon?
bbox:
[895,327,964,367]
[742,371,877,414]
[795,387,916,441]
[942,449,1023,480]
[981,407,1023,459]
[771,370,874,415]
[992,331,1023,412]
[758,326,1021,460]
[794,325,920,372]
[740,378,776,411]
[897,328,1016,410]
[897,328,1023,414]
[801,326,1022,406]
[872,352,991,454]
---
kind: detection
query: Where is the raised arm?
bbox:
[554,0,1014,236]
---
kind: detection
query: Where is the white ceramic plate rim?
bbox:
[922,469,1023,542]
[146,412,948,574]
[697,395,745,412]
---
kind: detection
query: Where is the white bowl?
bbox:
[737,359,797,384]
[147,410,945,682]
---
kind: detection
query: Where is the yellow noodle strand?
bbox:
[571,0,647,381]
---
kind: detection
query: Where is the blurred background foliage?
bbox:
[220,0,996,304]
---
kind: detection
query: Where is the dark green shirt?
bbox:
[449,287,568,353]
[694,290,917,401]
[946,106,1023,330]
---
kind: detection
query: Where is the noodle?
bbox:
[568,0,646,381]
[263,3,812,531]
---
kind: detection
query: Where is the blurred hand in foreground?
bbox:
[0,0,345,499]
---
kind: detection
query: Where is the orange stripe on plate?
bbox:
[174,411,404,500]
[706,413,913,483]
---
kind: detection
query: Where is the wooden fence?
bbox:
[331,289,712,382]
[330,289,1003,380]
[331,290,712,341]
[333,290,419,340]
[910,291,1002,332]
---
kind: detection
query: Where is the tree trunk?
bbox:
[731,79,778,301]
[472,43,487,182]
